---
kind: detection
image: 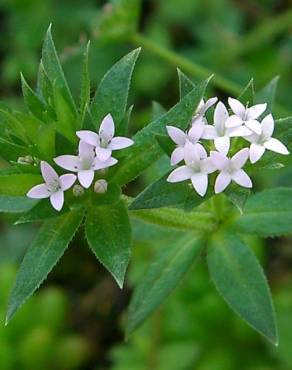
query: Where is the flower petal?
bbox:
[78,170,94,188]
[167,166,193,183]
[194,143,207,159]
[95,147,112,162]
[93,157,118,170]
[76,130,99,147]
[245,119,262,135]
[27,184,50,199]
[214,136,230,155]
[54,155,80,172]
[231,169,252,188]
[188,124,204,142]
[170,147,184,165]
[184,141,201,165]
[247,103,267,120]
[225,115,243,128]
[109,137,134,150]
[228,126,252,137]
[40,161,58,185]
[264,138,289,155]
[59,174,77,191]
[249,143,265,163]
[166,126,186,145]
[99,113,115,141]
[201,158,216,174]
[191,173,208,196]
[79,140,96,161]
[210,151,229,170]
[228,97,245,117]
[214,102,229,134]
[261,114,274,138]
[215,172,231,193]
[50,190,64,211]
[201,125,217,140]
[202,97,218,114]
[231,148,249,169]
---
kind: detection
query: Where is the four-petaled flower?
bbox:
[211,148,252,193]
[166,125,205,165]
[167,142,216,196]
[226,97,267,135]
[191,97,218,126]
[54,140,117,188]
[202,102,250,154]
[77,113,134,162]
[27,161,76,211]
[244,114,289,163]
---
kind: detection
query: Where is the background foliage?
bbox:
[0,0,292,369]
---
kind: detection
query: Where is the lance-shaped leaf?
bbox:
[85,200,131,288]
[6,209,84,323]
[42,25,76,115]
[79,41,91,119]
[21,73,47,121]
[238,78,254,105]
[207,231,278,345]
[178,68,195,99]
[15,200,70,224]
[255,76,279,114]
[233,187,292,236]
[91,48,141,134]
[0,196,38,213]
[126,235,204,336]
[129,173,211,210]
[113,76,212,186]
[0,174,42,196]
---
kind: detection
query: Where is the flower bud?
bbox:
[17,155,34,165]
[73,185,84,197]
[94,179,108,194]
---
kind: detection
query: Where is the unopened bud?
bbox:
[94,179,108,194]
[73,184,85,197]
[17,155,34,165]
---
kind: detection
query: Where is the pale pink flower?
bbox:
[54,141,117,188]
[202,102,250,155]
[167,142,216,196]
[226,97,267,135]
[244,114,289,163]
[76,114,134,162]
[27,161,76,211]
[211,148,252,193]
[166,125,205,165]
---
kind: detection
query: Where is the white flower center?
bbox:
[48,180,61,193]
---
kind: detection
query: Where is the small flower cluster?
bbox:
[27,114,134,210]
[167,98,289,196]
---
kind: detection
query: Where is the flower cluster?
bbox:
[27,114,134,210]
[167,98,289,196]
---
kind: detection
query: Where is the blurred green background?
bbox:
[0,0,292,369]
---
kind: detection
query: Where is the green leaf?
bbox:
[155,134,174,157]
[42,25,76,115]
[233,187,292,236]
[0,109,28,143]
[37,61,54,105]
[129,173,211,210]
[255,76,279,114]
[91,48,141,134]
[6,209,84,323]
[0,174,42,196]
[238,78,254,105]
[79,41,91,118]
[21,73,47,121]
[225,184,250,214]
[126,235,204,336]
[207,231,278,345]
[0,137,30,161]
[113,76,211,186]
[177,68,195,99]
[85,200,131,288]
[0,196,38,213]
[15,199,69,224]
[151,101,166,120]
